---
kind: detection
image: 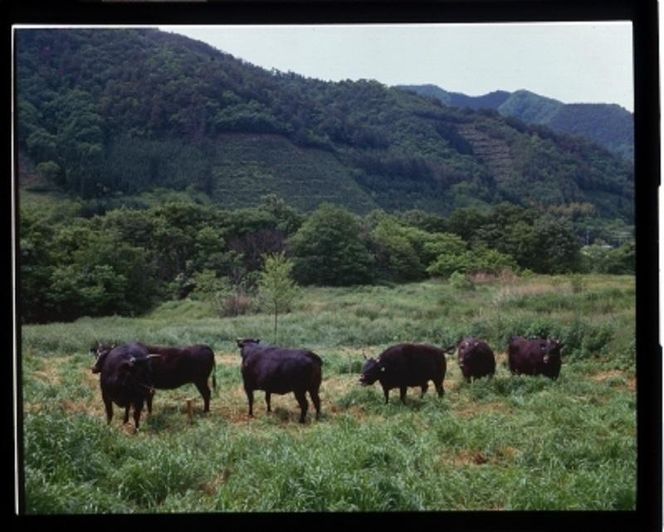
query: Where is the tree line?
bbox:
[19,194,634,324]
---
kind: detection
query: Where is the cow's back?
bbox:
[146,344,214,388]
[459,339,495,379]
[379,343,446,386]
[242,347,321,393]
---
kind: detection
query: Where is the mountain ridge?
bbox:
[16,28,633,221]
[397,84,633,161]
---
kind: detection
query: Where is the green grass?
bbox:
[20,274,636,513]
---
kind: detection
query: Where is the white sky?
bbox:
[159,22,633,112]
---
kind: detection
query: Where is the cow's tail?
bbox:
[307,352,323,390]
[206,346,217,392]
[212,352,217,391]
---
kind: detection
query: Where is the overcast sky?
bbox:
[159,23,633,112]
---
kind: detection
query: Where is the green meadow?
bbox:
[20,274,636,513]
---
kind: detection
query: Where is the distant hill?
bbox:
[16,28,633,220]
[398,85,633,161]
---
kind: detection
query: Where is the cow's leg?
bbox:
[420,383,428,398]
[123,406,130,424]
[133,400,144,430]
[399,386,407,404]
[381,385,390,404]
[265,392,271,413]
[102,394,113,424]
[435,379,445,397]
[195,380,212,413]
[245,387,254,417]
[294,390,308,423]
[146,393,153,415]
[309,388,321,420]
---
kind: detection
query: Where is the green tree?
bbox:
[290,203,374,286]
[258,252,299,342]
[370,217,425,281]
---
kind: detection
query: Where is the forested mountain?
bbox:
[17,28,633,220]
[398,84,634,161]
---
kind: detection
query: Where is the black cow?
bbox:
[92,342,159,429]
[236,338,322,423]
[507,336,563,380]
[359,343,446,404]
[457,337,496,383]
[92,342,216,413]
[143,344,216,413]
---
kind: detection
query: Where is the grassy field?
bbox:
[19,274,636,513]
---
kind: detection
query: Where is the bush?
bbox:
[448,271,475,290]
[427,247,516,279]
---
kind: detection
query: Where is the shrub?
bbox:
[448,271,475,290]
[216,290,254,317]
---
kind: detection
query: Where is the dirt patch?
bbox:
[590,370,635,391]
[216,354,241,367]
[443,450,489,467]
[441,446,521,468]
[200,468,231,496]
[591,369,623,382]
[495,352,509,367]
[60,399,103,416]
[30,356,73,386]
[454,401,508,419]
[627,377,636,392]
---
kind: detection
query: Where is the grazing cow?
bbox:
[92,342,216,413]
[359,343,446,404]
[457,337,496,383]
[92,342,159,429]
[143,344,216,413]
[507,336,563,380]
[236,338,322,423]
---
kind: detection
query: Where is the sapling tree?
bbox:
[258,252,299,343]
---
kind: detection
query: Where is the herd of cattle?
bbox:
[89,336,564,429]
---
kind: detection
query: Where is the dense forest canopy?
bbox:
[16,28,635,323]
[17,28,633,219]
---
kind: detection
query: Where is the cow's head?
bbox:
[236,338,260,349]
[542,339,564,364]
[457,337,480,366]
[90,342,115,374]
[117,354,158,393]
[359,356,385,385]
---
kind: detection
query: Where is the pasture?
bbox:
[20,274,636,513]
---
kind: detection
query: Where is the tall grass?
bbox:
[20,274,636,513]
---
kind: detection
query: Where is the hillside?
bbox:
[16,28,633,220]
[398,85,634,161]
